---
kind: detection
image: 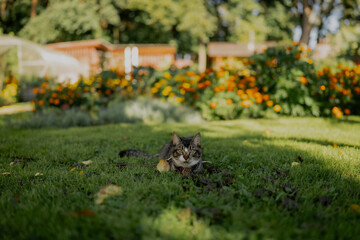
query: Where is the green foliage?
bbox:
[19,1,102,43]
[249,44,319,116]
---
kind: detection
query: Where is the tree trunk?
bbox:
[31,0,38,18]
[300,0,312,44]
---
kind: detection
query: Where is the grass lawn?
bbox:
[1,116,360,239]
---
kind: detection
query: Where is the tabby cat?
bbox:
[119,132,204,172]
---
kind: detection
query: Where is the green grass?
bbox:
[1,116,360,239]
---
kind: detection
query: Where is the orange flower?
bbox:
[69,99,74,105]
[210,102,217,109]
[226,99,233,105]
[273,104,281,112]
[241,100,253,108]
[38,100,44,107]
[320,85,326,91]
[296,54,301,59]
[344,108,351,115]
[49,98,54,104]
[51,92,58,98]
[308,59,313,64]
[186,71,196,77]
[105,89,111,95]
[41,82,48,88]
[32,88,40,94]
[299,76,307,84]
[266,100,274,107]
[41,89,46,94]
[286,46,292,51]
[332,107,343,118]
[263,94,270,101]
[54,99,60,105]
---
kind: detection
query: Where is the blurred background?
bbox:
[0,0,359,123]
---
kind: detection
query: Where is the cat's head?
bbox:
[170,132,202,168]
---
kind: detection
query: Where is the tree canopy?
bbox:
[0,0,358,52]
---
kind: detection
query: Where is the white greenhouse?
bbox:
[0,35,88,83]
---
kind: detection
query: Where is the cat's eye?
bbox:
[191,150,199,155]
[177,149,183,154]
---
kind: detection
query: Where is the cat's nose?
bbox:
[184,154,189,161]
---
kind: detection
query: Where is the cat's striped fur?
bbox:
[119,132,204,172]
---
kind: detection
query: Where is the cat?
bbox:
[119,132,204,173]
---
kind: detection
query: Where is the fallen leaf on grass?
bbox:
[1,172,11,175]
[70,167,76,172]
[9,162,15,166]
[156,159,170,172]
[74,209,96,217]
[34,172,43,176]
[291,162,300,167]
[79,170,84,175]
[350,204,360,214]
[82,160,93,166]
[95,184,122,205]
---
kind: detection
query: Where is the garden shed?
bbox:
[47,40,177,73]
[0,35,87,83]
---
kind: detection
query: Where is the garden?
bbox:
[2,43,360,128]
[1,0,360,239]
[1,42,360,239]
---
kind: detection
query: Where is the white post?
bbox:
[124,47,132,80]
[17,43,23,76]
[131,47,139,67]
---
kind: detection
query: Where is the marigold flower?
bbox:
[127,86,133,92]
[332,107,343,118]
[320,85,326,91]
[263,94,270,101]
[266,100,274,107]
[41,89,46,94]
[344,108,351,115]
[241,100,253,108]
[49,98,54,104]
[105,89,112,95]
[299,76,307,84]
[210,102,217,109]
[51,92,58,98]
[308,59,313,64]
[186,71,196,77]
[163,72,172,80]
[273,104,281,112]
[54,99,60,105]
[226,99,233,105]
[38,100,44,107]
[32,88,40,94]
[296,54,301,59]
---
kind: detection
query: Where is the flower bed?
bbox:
[30,44,360,120]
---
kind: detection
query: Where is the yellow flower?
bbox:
[180,89,186,95]
[151,87,159,94]
[155,82,162,88]
[162,86,172,96]
[163,72,172,80]
[182,83,191,89]
[169,92,175,98]
[127,86,133,92]
[177,97,185,103]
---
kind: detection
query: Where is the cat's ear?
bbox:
[192,132,201,146]
[172,132,181,145]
